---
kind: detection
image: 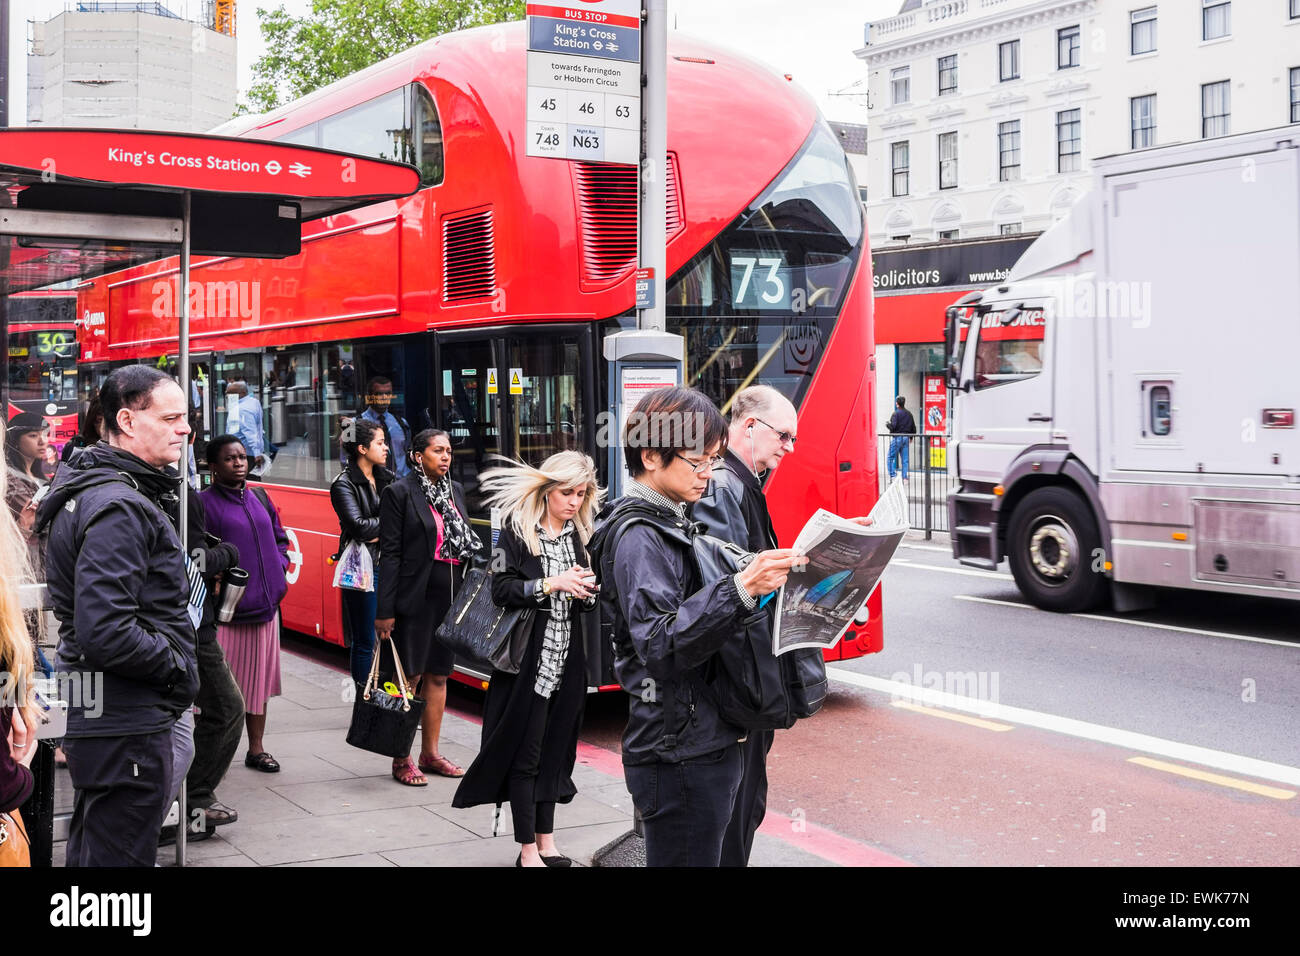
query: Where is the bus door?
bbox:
[434,325,599,545]
[434,332,507,550]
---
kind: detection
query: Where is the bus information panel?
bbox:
[525,0,640,165]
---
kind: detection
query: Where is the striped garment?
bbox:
[532,522,593,699]
[216,613,282,715]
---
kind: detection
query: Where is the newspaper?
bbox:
[772,478,909,656]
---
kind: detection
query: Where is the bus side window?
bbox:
[413,83,444,186]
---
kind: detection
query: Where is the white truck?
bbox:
[944,127,1300,612]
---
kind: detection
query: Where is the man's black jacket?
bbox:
[592,496,749,766]
[887,407,916,435]
[37,443,201,737]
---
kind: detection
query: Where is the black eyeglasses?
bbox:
[755,418,797,446]
[672,453,724,474]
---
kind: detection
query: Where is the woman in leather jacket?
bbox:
[329,418,393,685]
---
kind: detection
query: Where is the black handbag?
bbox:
[345,640,426,757]
[435,566,535,675]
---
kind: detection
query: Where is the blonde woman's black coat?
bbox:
[451,522,594,813]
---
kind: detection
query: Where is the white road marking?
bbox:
[953,594,1297,648]
[826,666,1300,787]
[900,543,953,554]
[891,559,1014,581]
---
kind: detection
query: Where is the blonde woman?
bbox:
[1,466,40,854]
[452,451,604,867]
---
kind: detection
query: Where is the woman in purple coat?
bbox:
[200,434,290,773]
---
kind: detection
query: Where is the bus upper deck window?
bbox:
[413,84,444,187]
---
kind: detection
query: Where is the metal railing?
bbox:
[876,434,955,538]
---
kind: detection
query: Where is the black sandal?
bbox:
[245,752,280,773]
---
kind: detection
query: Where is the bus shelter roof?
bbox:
[0,127,422,293]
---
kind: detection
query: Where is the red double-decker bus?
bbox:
[75,23,882,688]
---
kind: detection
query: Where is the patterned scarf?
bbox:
[416,468,481,562]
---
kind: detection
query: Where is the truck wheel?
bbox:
[1006,487,1108,612]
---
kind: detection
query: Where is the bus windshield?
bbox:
[664,119,865,414]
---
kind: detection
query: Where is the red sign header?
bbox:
[0,129,420,211]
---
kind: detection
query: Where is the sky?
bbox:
[10,0,902,125]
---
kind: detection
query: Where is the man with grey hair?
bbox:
[691,384,799,865]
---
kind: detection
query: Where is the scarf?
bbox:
[416,468,481,562]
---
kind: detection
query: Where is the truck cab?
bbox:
[946,128,1300,613]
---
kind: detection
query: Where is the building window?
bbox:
[1293,0,1300,19]
[1131,94,1157,148]
[1202,1,1230,41]
[999,40,1020,81]
[1131,7,1157,54]
[938,54,958,96]
[998,120,1021,181]
[1201,80,1230,137]
[891,235,911,244]
[1000,223,1023,236]
[1291,67,1299,124]
[937,229,960,240]
[938,132,958,190]
[891,141,910,197]
[1056,109,1081,172]
[1058,26,1081,69]
[891,66,911,106]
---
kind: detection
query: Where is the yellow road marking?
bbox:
[891,700,1015,732]
[1128,756,1296,799]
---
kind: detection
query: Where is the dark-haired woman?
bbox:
[5,413,49,487]
[200,434,290,774]
[375,429,480,786]
[330,418,393,686]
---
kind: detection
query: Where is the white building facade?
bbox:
[28,6,237,132]
[856,0,1300,244]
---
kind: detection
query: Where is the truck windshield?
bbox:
[973,307,1046,390]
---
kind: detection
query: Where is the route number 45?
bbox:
[733,256,786,305]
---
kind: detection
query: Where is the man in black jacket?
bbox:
[886,395,916,483]
[37,366,200,866]
[691,385,798,866]
[594,387,803,867]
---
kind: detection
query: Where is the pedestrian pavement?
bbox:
[53,645,841,867]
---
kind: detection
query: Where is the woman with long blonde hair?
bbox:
[1,465,40,857]
[452,451,604,867]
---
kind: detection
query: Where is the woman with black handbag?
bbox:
[452,451,603,867]
[375,429,480,786]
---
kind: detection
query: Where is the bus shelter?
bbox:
[0,128,421,866]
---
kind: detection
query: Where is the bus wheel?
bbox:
[1006,487,1108,612]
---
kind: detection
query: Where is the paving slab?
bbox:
[216,805,478,866]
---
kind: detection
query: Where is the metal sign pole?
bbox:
[638,0,667,333]
[176,190,191,868]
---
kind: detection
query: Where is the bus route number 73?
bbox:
[732,255,789,308]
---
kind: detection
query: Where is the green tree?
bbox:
[246,0,525,113]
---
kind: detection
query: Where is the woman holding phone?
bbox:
[452,451,603,867]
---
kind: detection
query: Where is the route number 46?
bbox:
[733,256,786,305]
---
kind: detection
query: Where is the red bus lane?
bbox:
[756,684,1299,866]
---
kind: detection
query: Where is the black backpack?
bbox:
[591,499,826,732]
